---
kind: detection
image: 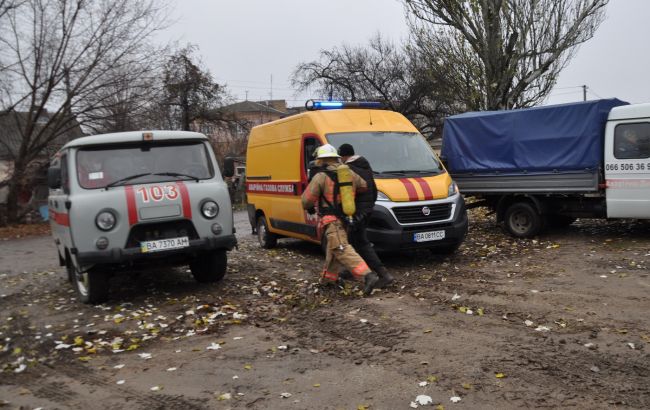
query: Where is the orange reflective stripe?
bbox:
[351,261,369,277]
[323,177,335,204]
[322,271,339,281]
[320,215,337,225]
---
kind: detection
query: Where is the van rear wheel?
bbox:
[73,265,110,304]
[190,250,227,283]
[256,216,277,249]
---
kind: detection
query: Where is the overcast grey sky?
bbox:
[163,0,650,107]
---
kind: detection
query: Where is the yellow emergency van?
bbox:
[245,101,468,253]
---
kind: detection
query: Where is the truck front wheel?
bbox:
[73,265,110,304]
[504,202,543,238]
[190,250,227,283]
[256,216,278,249]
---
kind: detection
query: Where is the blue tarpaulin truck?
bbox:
[441,99,650,237]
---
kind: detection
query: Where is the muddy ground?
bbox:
[0,209,648,409]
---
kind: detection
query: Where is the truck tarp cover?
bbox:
[442,99,629,173]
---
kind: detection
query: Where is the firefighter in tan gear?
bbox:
[302,144,380,295]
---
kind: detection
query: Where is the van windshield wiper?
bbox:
[104,173,152,189]
[154,172,200,182]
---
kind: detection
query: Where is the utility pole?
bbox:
[270,74,273,101]
[582,85,587,101]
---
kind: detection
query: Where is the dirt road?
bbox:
[0,210,648,409]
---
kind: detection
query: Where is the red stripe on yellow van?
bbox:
[177,181,192,219]
[399,178,419,201]
[414,177,434,200]
[125,186,138,226]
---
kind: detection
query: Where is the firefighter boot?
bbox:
[363,272,380,296]
[339,270,353,280]
[375,267,394,289]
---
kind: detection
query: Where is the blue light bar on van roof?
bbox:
[305,99,385,111]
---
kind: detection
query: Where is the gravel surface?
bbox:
[0,209,648,409]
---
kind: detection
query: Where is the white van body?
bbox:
[48,131,236,303]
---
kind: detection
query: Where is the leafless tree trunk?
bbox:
[0,0,169,224]
[405,0,608,110]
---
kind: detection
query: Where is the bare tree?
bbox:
[405,0,608,110]
[0,0,170,224]
[159,45,227,131]
[83,56,167,134]
[292,34,455,138]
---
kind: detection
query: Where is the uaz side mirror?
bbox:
[47,167,62,189]
[223,157,235,178]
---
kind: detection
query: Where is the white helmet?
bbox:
[315,144,341,159]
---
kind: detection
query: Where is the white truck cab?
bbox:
[604,103,650,218]
[48,131,236,303]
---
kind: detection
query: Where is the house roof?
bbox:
[221,100,288,116]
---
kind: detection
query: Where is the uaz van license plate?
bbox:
[413,230,445,242]
[141,236,189,253]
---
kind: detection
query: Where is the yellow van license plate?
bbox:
[413,230,445,242]
[141,236,189,253]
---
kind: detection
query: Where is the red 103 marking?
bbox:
[136,185,180,203]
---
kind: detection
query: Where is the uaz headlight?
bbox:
[201,200,219,219]
[96,210,116,231]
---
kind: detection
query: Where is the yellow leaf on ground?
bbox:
[244,364,252,370]
[74,336,84,346]
[462,383,471,389]
[78,356,91,362]
[427,375,439,383]
[313,383,320,387]
[495,372,507,378]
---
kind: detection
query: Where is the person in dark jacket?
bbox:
[338,143,394,288]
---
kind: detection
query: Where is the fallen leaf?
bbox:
[150,385,162,392]
[415,395,433,405]
[280,392,292,398]
[116,380,125,385]
[217,393,231,401]
[450,396,461,403]
[206,342,221,350]
[495,372,507,378]
[244,364,252,370]
[462,383,471,389]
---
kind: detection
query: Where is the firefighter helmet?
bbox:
[315,144,341,159]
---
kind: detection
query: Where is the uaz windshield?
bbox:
[77,141,214,189]
[327,132,443,175]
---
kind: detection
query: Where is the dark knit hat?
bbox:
[338,143,355,156]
